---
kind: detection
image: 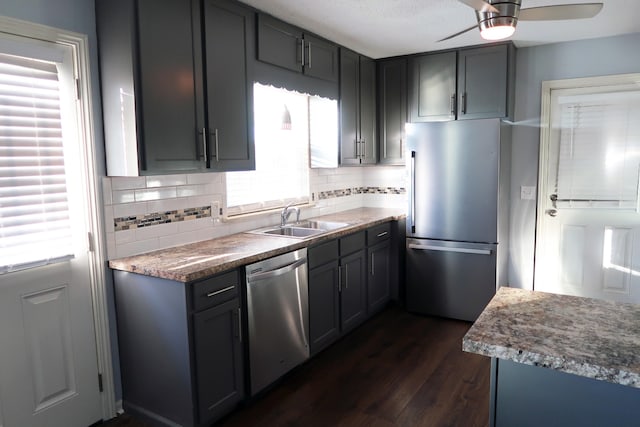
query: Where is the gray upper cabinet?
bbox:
[340,49,376,165]
[96,0,255,176]
[409,51,456,122]
[457,44,509,120]
[136,0,205,173]
[97,0,205,175]
[408,43,514,123]
[203,0,255,171]
[377,58,407,165]
[257,14,338,82]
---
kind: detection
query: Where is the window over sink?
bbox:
[225,83,338,217]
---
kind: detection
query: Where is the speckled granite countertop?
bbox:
[109,207,404,283]
[463,287,640,388]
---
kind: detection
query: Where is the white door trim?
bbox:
[535,72,640,291]
[0,15,116,420]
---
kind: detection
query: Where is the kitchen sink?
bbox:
[293,220,350,231]
[248,220,350,239]
[262,227,325,238]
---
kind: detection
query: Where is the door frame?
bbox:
[0,15,116,419]
[534,72,640,291]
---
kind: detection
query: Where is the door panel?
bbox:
[303,34,338,82]
[22,286,77,411]
[204,0,254,170]
[0,263,101,427]
[308,261,340,355]
[378,58,407,165]
[406,120,499,242]
[137,0,203,172]
[340,250,366,333]
[409,52,456,122]
[535,80,640,303]
[339,49,360,165]
[257,14,302,73]
[359,55,377,164]
[457,45,507,120]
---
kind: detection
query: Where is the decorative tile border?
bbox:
[318,186,405,200]
[113,187,404,231]
[114,206,211,231]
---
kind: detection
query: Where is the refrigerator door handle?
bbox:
[408,243,492,256]
[410,150,416,233]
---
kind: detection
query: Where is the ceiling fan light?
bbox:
[480,24,516,40]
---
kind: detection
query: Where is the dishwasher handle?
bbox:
[246,257,307,282]
[408,243,492,256]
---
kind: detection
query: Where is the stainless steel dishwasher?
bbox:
[245,248,309,395]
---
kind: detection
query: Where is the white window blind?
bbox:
[0,52,73,273]
[226,83,317,216]
[555,90,640,209]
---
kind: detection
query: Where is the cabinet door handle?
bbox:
[450,93,456,116]
[344,263,348,289]
[307,41,312,69]
[461,93,467,114]
[206,285,235,298]
[200,127,208,161]
[237,307,242,342]
[213,128,220,162]
[299,38,305,67]
[377,231,388,238]
[371,252,375,276]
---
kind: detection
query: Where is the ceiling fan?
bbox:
[439,0,604,42]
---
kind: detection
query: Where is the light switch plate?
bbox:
[520,186,536,200]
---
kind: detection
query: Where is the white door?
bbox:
[534,75,640,303]
[0,32,102,426]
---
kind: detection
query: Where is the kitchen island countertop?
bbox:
[463,287,640,388]
[108,207,405,283]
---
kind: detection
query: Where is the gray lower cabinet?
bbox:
[308,230,368,355]
[366,222,392,314]
[377,58,407,165]
[340,49,376,165]
[96,0,254,176]
[492,358,640,427]
[113,269,244,427]
[408,43,514,123]
[257,13,338,82]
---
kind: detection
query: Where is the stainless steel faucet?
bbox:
[280,203,300,227]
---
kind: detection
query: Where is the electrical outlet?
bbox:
[520,186,536,200]
[211,201,221,223]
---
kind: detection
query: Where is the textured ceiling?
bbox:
[237,0,640,58]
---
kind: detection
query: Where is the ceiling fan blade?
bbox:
[437,24,478,42]
[519,3,603,21]
[457,0,499,14]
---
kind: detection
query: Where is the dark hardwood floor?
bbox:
[102,305,490,427]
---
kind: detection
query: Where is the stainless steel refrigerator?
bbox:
[405,118,511,321]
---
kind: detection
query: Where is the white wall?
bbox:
[509,32,640,289]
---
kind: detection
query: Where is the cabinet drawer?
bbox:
[192,270,239,312]
[309,239,339,269]
[367,222,391,245]
[340,230,366,256]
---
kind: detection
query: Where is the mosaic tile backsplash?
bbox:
[114,206,212,231]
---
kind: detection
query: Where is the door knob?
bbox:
[546,209,558,217]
